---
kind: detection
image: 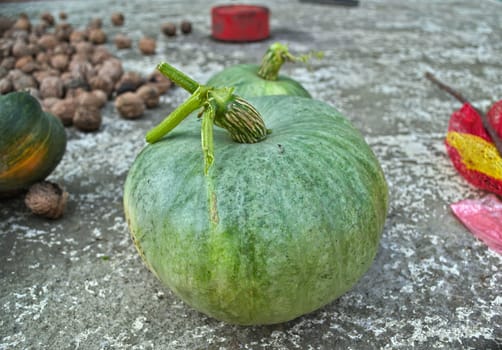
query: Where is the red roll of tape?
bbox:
[211,5,270,42]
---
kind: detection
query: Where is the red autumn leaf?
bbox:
[445,103,502,197]
[487,99,502,139]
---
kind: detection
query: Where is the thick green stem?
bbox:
[146,86,207,143]
[257,42,290,81]
[156,62,199,93]
[257,42,324,81]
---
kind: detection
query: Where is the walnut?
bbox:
[15,55,38,73]
[161,22,176,37]
[33,69,59,85]
[138,37,156,55]
[69,30,87,43]
[54,42,74,56]
[36,51,50,65]
[33,23,48,37]
[59,12,67,20]
[73,41,94,57]
[40,76,64,99]
[111,13,125,26]
[50,97,77,126]
[89,28,107,45]
[97,58,123,83]
[91,46,113,65]
[114,33,131,49]
[40,12,55,26]
[115,92,145,119]
[50,53,69,71]
[115,71,144,94]
[0,40,13,59]
[13,16,31,32]
[1,57,15,70]
[0,77,13,94]
[88,18,102,29]
[9,69,37,90]
[11,40,31,58]
[41,97,59,111]
[73,105,102,132]
[89,75,114,97]
[68,59,95,82]
[61,71,90,92]
[38,34,59,50]
[137,84,160,109]
[25,181,68,219]
[55,22,73,41]
[91,89,108,107]
[78,90,105,109]
[180,20,192,34]
[148,69,172,94]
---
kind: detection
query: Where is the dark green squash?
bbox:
[206,42,315,98]
[0,92,67,195]
[124,91,388,325]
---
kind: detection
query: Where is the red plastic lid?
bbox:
[211,5,270,42]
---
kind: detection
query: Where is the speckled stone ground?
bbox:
[1,1,501,349]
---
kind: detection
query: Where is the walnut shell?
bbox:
[115,71,144,94]
[137,84,160,109]
[89,28,106,45]
[50,97,77,126]
[148,69,172,94]
[40,76,64,99]
[161,22,176,37]
[138,37,156,55]
[38,34,59,50]
[25,181,68,219]
[89,75,114,97]
[111,13,125,26]
[97,58,123,83]
[180,20,192,34]
[50,53,69,71]
[115,92,145,119]
[114,34,131,49]
[0,77,13,94]
[40,12,55,26]
[73,105,102,132]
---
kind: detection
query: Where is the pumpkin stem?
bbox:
[210,88,268,144]
[156,62,199,94]
[147,62,269,173]
[257,42,324,81]
[146,85,208,143]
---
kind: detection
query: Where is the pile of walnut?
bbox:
[0,11,181,133]
[1,11,193,219]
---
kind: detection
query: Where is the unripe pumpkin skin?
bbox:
[124,95,388,325]
[0,92,67,194]
[206,64,311,98]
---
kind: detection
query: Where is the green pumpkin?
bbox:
[0,92,67,194]
[123,95,388,325]
[206,43,313,98]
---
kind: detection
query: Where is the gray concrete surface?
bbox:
[1,0,501,349]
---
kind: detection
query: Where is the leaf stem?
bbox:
[425,71,502,157]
